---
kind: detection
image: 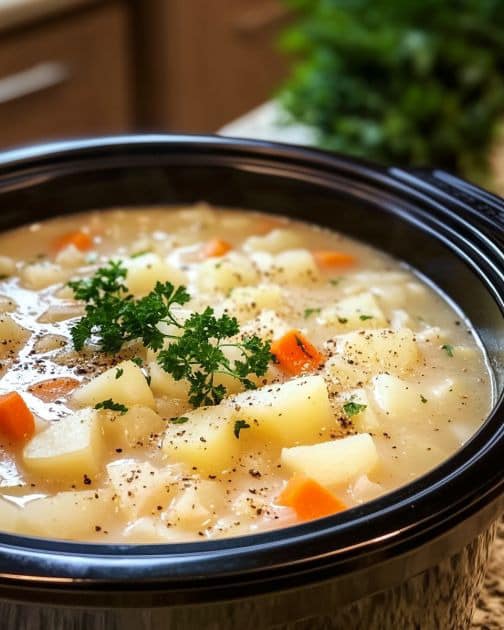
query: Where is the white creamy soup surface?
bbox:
[0,204,492,543]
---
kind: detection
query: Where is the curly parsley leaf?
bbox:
[94,399,128,414]
[441,343,454,357]
[233,419,251,439]
[343,401,367,417]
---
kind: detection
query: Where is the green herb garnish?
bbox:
[131,250,151,258]
[69,260,273,408]
[420,394,428,404]
[337,317,348,324]
[131,357,144,367]
[441,344,454,357]
[359,314,374,321]
[115,367,124,379]
[303,307,321,319]
[233,419,251,439]
[343,401,367,417]
[171,416,189,424]
[94,399,128,414]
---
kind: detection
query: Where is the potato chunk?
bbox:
[21,262,67,289]
[0,497,19,533]
[103,405,165,449]
[270,249,319,284]
[243,228,303,253]
[281,434,378,487]
[123,253,186,295]
[372,373,421,418]
[338,388,380,432]
[319,292,387,332]
[107,459,176,519]
[168,480,224,528]
[18,490,111,539]
[163,405,239,475]
[23,410,103,482]
[196,252,259,293]
[220,284,283,322]
[73,360,155,409]
[229,375,334,447]
[326,328,419,388]
[0,314,30,357]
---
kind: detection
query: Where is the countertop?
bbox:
[219,102,503,629]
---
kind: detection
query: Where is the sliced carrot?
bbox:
[278,474,346,521]
[54,230,93,252]
[313,250,356,268]
[201,238,232,258]
[271,329,324,376]
[0,392,35,441]
[28,377,80,403]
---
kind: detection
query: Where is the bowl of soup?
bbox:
[0,135,502,630]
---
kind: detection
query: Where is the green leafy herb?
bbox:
[131,357,144,367]
[420,394,428,404]
[115,367,124,379]
[337,317,348,324]
[69,260,273,408]
[303,307,321,319]
[359,314,374,321]
[441,344,454,357]
[343,401,367,417]
[171,416,189,424]
[233,419,251,439]
[94,399,128,414]
[131,250,151,258]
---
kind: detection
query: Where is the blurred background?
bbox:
[0,0,502,191]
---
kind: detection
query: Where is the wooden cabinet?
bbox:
[135,0,291,132]
[0,2,132,149]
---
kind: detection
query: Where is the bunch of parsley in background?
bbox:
[278,0,504,178]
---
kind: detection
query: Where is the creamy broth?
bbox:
[0,205,492,543]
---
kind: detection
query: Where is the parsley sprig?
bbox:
[69,260,273,408]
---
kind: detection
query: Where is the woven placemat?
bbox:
[472,521,503,628]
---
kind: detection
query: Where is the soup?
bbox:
[0,205,492,542]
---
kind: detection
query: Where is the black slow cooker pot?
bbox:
[0,135,502,630]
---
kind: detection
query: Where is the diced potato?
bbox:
[371,285,407,310]
[270,249,319,284]
[103,405,165,449]
[124,517,188,543]
[148,362,190,399]
[243,228,303,253]
[389,309,416,330]
[107,459,176,519]
[281,433,378,487]
[0,295,17,313]
[123,253,186,295]
[372,373,422,418]
[229,375,334,447]
[324,354,366,390]
[338,388,380,432]
[168,480,224,528]
[155,397,191,421]
[350,474,384,504]
[37,303,84,323]
[33,334,67,354]
[162,405,239,475]
[17,490,111,539]
[221,284,283,322]
[239,309,290,342]
[0,314,30,357]
[338,328,419,378]
[0,497,19,533]
[0,256,16,277]
[21,262,68,289]
[73,360,155,409]
[195,252,259,293]
[55,244,85,268]
[23,410,103,482]
[319,292,387,332]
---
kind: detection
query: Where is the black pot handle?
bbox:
[389,167,504,237]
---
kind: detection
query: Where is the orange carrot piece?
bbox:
[0,392,35,441]
[201,238,232,258]
[278,474,346,521]
[313,250,356,268]
[28,377,80,403]
[271,329,324,376]
[54,231,93,252]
